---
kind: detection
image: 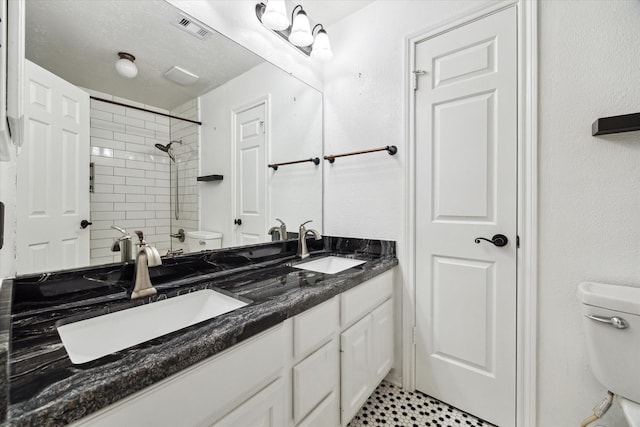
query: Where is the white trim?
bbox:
[0,0,11,159]
[404,1,538,426]
[402,15,416,391]
[6,0,24,148]
[230,95,270,247]
[516,1,538,426]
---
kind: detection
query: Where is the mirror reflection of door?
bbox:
[233,101,267,246]
[17,60,90,274]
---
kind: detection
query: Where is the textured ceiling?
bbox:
[301,0,374,27]
[25,0,264,111]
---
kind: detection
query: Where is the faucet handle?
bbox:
[276,218,285,226]
[111,225,127,235]
[300,220,313,229]
[134,230,145,244]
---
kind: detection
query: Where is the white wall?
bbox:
[199,62,322,247]
[0,146,16,279]
[327,0,640,425]
[537,1,640,426]
[323,0,488,384]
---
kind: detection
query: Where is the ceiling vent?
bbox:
[171,14,212,40]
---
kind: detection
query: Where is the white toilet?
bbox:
[186,231,223,252]
[578,282,640,427]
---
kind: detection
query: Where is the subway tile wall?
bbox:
[169,99,200,253]
[86,89,173,265]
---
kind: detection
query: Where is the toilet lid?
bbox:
[578,282,640,315]
[186,231,222,239]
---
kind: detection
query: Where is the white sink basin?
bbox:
[57,289,248,364]
[294,256,366,275]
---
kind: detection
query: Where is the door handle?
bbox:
[234,218,242,226]
[474,234,508,247]
[80,219,93,229]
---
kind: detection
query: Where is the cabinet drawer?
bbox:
[293,296,339,360]
[297,391,339,427]
[71,325,286,427]
[293,338,339,423]
[212,378,285,427]
[341,269,393,329]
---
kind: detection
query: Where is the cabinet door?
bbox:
[212,378,285,427]
[340,315,372,426]
[297,391,339,427]
[293,339,338,423]
[371,298,394,384]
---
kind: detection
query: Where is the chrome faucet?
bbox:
[268,218,287,241]
[110,225,135,262]
[130,231,162,299]
[297,220,322,259]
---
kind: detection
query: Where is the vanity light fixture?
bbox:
[115,52,138,79]
[260,0,289,30]
[256,2,333,60]
[288,6,313,47]
[310,24,333,61]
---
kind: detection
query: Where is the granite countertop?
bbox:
[0,236,397,426]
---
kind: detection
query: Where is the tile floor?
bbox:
[348,381,497,427]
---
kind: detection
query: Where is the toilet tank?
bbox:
[186,231,223,252]
[578,282,640,404]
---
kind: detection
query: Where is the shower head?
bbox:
[154,140,182,162]
[154,143,174,162]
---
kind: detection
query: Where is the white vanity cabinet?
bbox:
[71,325,288,427]
[70,268,395,427]
[340,298,394,425]
[292,297,340,426]
[340,313,373,423]
[340,272,394,426]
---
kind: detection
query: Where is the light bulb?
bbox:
[311,29,333,61]
[288,10,313,47]
[261,0,289,30]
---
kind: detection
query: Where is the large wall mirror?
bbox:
[18,0,323,275]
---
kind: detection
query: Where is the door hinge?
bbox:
[412,70,427,90]
[412,325,416,345]
[259,120,265,134]
[516,235,520,248]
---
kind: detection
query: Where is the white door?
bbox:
[414,7,517,427]
[17,60,90,274]
[233,102,266,246]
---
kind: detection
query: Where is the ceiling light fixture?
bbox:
[256,2,332,60]
[115,52,138,79]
